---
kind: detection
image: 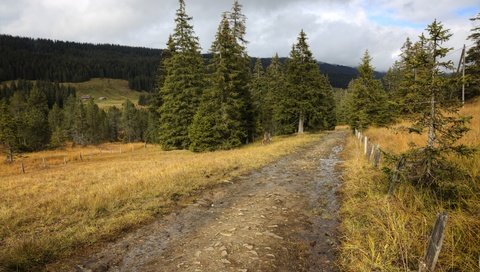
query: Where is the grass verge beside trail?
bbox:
[0,134,321,271]
[339,100,480,271]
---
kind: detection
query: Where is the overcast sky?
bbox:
[1,0,479,71]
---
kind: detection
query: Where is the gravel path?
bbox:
[75,131,347,272]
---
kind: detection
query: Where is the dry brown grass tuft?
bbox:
[0,134,321,270]
[339,99,480,271]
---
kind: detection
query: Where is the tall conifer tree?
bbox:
[250,58,270,138]
[388,20,474,194]
[267,54,291,135]
[158,0,205,150]
[189,10,251,151]
[0,100,17,162]
[285,30,335,134]
[345,50,391,130]
[465,12,480,99]
[24,87,50,150]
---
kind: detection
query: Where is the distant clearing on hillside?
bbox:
[66,78,147,108]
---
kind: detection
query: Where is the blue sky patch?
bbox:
[455,6,479,17]
[369,14,424,29]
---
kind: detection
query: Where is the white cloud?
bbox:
[0,0,478,71]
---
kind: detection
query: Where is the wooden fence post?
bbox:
[42,158,46,168]
[373,145,382,168]
[364,136,368,155]
[419,212,448,272]
[388,156,406,195]
[369,144,376,163]
[20,162,25,174]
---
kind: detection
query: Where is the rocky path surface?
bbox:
[75,131,347,272]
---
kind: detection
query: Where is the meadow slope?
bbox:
[0,134,322,271]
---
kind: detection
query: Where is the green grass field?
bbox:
[1,78,147,108]
[66,78,146,108]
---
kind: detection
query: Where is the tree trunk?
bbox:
[298,112,304,134]
[427,95,436,148]
[6,147,13,163]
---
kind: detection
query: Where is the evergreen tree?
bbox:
[266,54,293,134]
[0,100,18,162]
[284,30,335,134]
[189,13,252,152]
[465,12,480,99]
[71,100,88,146]
[158,0,205,150]
[121,99,139,143]
[392,20,474,196]
[23,87,50,150]
[389,36,432,115]
[48,103,65,147]
[62,95,77,143]
[106,106,121,142]
[250,58,268,138]
[228,0,248,48]
[8,92,28,148]
[227,0,254,141]
[85,99,103,144]
[148,36,176,144]
[345,50,391,130]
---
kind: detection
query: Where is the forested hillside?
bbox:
[0,35,161,91]
[0,34,381,90]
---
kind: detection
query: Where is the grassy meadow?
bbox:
[339,99,480,271]
[0,134,321,270]
[66,78,145,108]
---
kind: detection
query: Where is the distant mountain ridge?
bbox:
[0,34,383,90]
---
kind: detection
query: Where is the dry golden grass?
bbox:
[339,99,480,271]
[365,99,480,154]
[0,134,321,270]
[0,142,146,177]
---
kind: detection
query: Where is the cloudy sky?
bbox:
[1,0,479,71]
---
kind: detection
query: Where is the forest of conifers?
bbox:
[0,0,479,159]
[0,34,379,92]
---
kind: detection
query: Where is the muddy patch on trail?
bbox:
[74,131,348,272]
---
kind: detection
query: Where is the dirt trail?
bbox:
[75,131,347,272]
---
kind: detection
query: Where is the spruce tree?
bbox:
[158,0,205,150]
[48,103,65,147]
[268,54,294,134]
[189,13,251,152]
[345,50,391,130]
[106,106,121,141]
[250,58,269,139]
[71,99,88,146]
[228,0,248,48]
[465,12,480,99]
[121,99,139,143]
[8,92,28,148]
[0,100,17,162]
[23,86,50,150]
[62,95,77,143]
[227,0,254,141]
[389,35,432,115]
[85,99,103,144]
[392,20,474,196]
[285,30,335,134]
